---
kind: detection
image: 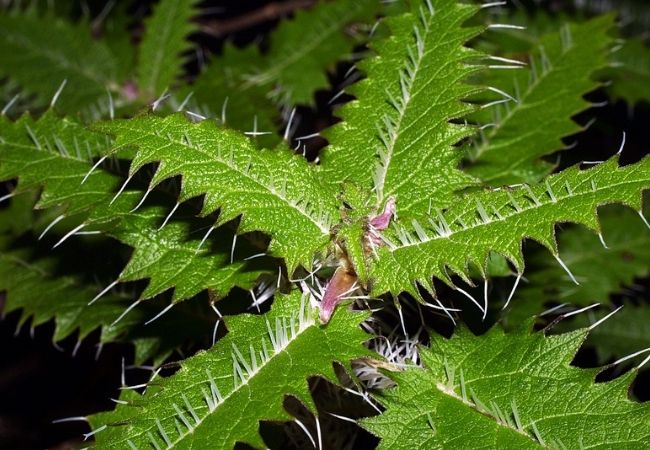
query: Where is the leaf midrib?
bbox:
[242,3,363,89]
[140,0,184,91]
[432,380,547,448]
[118,122,332,235]
[472,34,581,162]
[122,313,317,449]
[387,172,644,253]
[3,139,94,164]
[374,8,458,205]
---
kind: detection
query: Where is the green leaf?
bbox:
[0,190,44,235]
[89,291,370,449]
[364,322,650,449]
[0,12,120,115]
[0,242,130,342]
[470,9,560,56]
[466,16,614,186]
[0,113,265,303]
[473,9,650,108]
[370,157,650,296]
[102,295,218,367]
[114,199,267,302]
[0,209,217,364]
[101,2,139,84]
[0,193,130,343]
[606,38,650,106]
[1,261,181,366]
[558,305,650,367]
[0,192,217,364]
[180,43,279,148]
[181,0,379,145]
[506,206,650,323]
[137,0,199,98]
[0,112,118,216]
[97,113,340,271]
[246,0,379,106]
[322,0,481,217]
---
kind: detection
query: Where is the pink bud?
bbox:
[319,267,357,324]
[369,197,396,231]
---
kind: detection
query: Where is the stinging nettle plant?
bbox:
[1,0,649,448]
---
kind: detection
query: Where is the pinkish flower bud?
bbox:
[319,267,357,324]
[369,197,396,231]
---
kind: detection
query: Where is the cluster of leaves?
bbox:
[0,0,649,448]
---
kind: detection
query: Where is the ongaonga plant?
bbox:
[0,0,649,448]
